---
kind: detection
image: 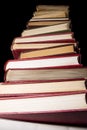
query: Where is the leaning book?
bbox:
[0,92,87,126]
[0,78,86,97]
[4,66,87,82]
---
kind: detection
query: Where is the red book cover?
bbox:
[0,110,87,127]
[0,92,87,127]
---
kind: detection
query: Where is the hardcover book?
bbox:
[27,20,70,29]
[21,22,71,37]
[4,54,81,71]
[4,66,87,82]
[0,78,86,97]
[19,44,79,59]
[33,11,68,19]
[0,92,87,126]
[12,32,74,44]
[36,5,69,12]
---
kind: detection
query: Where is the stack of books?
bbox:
[11,5,76,59]
[0,4,87,127]
[26,4,70,29]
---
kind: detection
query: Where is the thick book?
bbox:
[12,32,74,44]
[4,66,87,82]
[11,40,77,59]
[0,79,86,97]
[0,92,87,126]
[21,22,71,37]
[19,44,79,59]
[34,5,69,17]
[36,5,69,12]
[30,5,69,21]
[32,10,68,19]
[4,54,81,71]
[27,20,71,29]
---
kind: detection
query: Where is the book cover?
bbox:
[0,110,87,127]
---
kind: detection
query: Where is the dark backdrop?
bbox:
[0,0,86,82]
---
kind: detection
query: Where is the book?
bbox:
[19,44,79,59]
[4,66,87,82]
[32,11,68,19]
[27,20,70,29]
[30,17,69,22]
[35,5,69,12]
[12,32,74,44]
[34,9,68,15]
[4,54,81,71]
[21,22,71,37]
[36,5,69,12]
[29,5,70,23]
[0,79,86,97]
[11,40,77,59]
[0,92,87,126]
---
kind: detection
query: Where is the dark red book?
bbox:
[0,92,87,127]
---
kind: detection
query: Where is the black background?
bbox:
[0,0,86,81]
